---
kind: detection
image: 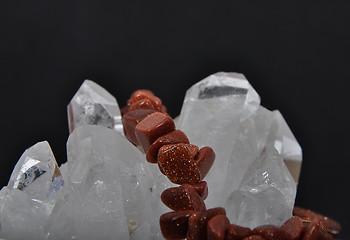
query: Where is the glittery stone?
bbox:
[187,208,227,240]
[146,130,189,163]
[187,211,203,240]
[159,210,193,239]
[122,109,156,145]
[135,112,175,152]
[243,235,266,240]
[158,143,201,184]
[161,184,206,212]
[207,215,230,240]
[252,225,283,240]
[191,181,208,200]
[280,216,303,240]
[226,224,252,240]
[302,221,321,240]
[127,90,162,112]
[194,146,215,180]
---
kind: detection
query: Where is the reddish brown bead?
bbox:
[243,235,266,240]
[158,143,201,184]
[122,109,156,145]
[302,221,320,240]
[187,211,203,240]
[130,89,155,100]
[187,207,227,240]
[226,224,252,240]
[194,146,215,180]
[191,181,208,200]
[128,98,157,111]
[252,225,283,240]
[159,210,193,240]
[135,112,175,152]
[146,130,190,163]
[161,184,206,212]
[293,206,341,236]
[129,92,162,111]
[324,217,341,236]
[207,215,230,240]
[280,216,303,240]
[161,104,168,113]
[204,207,227,219]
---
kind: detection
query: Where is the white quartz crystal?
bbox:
[47,125,156,240]
[176,72,261,209]
[177,72,301,228]
[1,142,63,239]
[0,74,302,238]
[68,80,123,135]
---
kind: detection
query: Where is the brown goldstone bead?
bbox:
[243,235,266,240]
[130,89,155,100]
[280,216,303,240]
[128,98,157,111]
[158,143,201,184]
[293,206,341,236]
[135,112,175,152]
[122,109,156,145]
[187,211,203,240]
[207,215,230,240]
[194,146,215,180]
[302,221,320,240]
[129,92,162,111]
[159,210,193,240]
[252,225,283,240]
[161,184,206,212]
[191,181,208,200]
[226,224,252,240]
[187,208,227,240]
[127,89,155,106]
[324,217,341,236]
[146,130,190,163]
[161,104,167,114]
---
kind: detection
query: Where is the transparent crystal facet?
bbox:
[8,141,62,200]
[177,72,301,228]
[68,80,123,135]
[52,125,156,239]
[177,72,261,208]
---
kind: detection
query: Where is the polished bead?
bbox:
[207,215,230,240]
[146,130,189,163]
[122,109,156,145]
[135,112,175,152]
[280,216,303,240]
[158,143,200,184]
[191,181,208,200]
[159,210,193,240]
[194,146,215,180]
[226,224,252,240]
[252,225,283,240]
[161,184,206,212]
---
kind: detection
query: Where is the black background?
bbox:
[0,1,349,239]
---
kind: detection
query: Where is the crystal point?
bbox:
[68,80,123,134]
[177,72,301,229]
[8,141,62,200]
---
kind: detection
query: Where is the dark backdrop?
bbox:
[1,1,349,238]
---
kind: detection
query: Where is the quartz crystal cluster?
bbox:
[0,72,302,239]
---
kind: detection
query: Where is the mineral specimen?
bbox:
[67,80,123,134]
[176,72,301,228]
[0,72,304,239]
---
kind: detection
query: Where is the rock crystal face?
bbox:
[176,72,301,228]
[67,80,123,135]
[0,73,302,239]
